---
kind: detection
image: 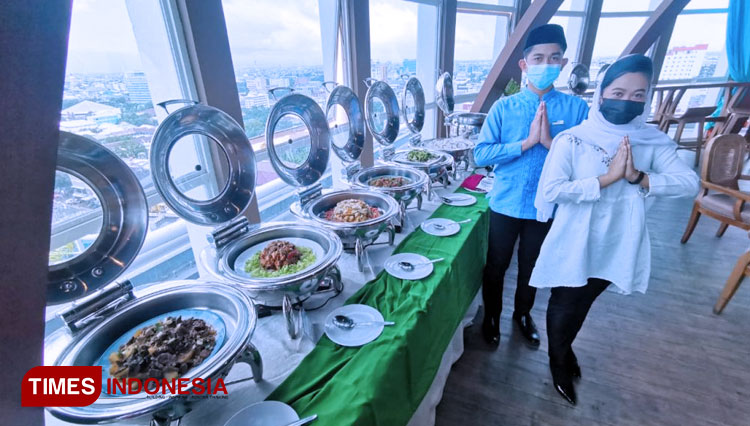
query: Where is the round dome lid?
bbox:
[326,84,365,163]
[266,93,331,188]
[364,78,400,146]
[401,76,425,134]
[48,132,148,305]
[435,71,455,116]
[150,102,257,226]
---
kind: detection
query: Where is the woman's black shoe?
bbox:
[550,364,577,406]
[567,351,582,379]
[481,318,500,346]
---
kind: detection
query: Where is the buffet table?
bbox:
[45,184,489,426]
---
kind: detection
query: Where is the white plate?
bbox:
[233,237,324,279]
[440,193,476,207]
[224,401,299,426]
[384,253,434,280]
[324,304,385,347]
[420,218,460,237]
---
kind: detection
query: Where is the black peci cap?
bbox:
[524,24,567,53]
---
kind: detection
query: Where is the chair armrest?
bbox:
[702,182,750,201]
[703,181,750,222]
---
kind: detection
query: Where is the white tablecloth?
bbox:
[46,181,482,426]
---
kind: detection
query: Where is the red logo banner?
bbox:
[22,366,101,407]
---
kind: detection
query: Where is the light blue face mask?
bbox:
[525,64,562,90]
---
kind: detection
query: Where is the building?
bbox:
[244,94,270,108]
[61,100,121,124]
[660,44,709,81]
[124,71,152,103]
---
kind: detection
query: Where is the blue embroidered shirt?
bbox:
[474,88,589,219]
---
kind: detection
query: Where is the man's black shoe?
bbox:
[513,312,540,347]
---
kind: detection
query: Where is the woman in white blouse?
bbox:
[529,55,699,406]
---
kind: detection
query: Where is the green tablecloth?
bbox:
[268,189,490,425]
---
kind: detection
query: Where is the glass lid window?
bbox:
[56,0,201,276]
[222,0,329,199]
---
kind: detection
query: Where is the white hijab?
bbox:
[535,55,676,222]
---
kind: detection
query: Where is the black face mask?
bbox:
[599,98,645,125]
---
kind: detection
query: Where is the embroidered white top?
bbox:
[528,132,699,294]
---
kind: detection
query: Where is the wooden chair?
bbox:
[714,86,750,137]
[714,247,750,314]
[681,134,750,244]
[661,106,724,167]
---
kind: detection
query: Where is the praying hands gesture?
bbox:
[522,101,553,151]
[598,136,649,189]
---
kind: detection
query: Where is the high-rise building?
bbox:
[660,44,709,81]
[124,72,151,103]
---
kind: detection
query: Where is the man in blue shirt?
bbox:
[474,24,588,347]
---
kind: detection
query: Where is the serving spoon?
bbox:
[333,314,394,329]
[398,257,444,271]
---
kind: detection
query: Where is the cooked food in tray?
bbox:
[108,316,217,381]
[427,138,473,151]
[323,199,381,223]
[406,149,437,163]
[368,176,411,188]
[244,240,316,278]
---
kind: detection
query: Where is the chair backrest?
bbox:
[701,134,746,189]
[728,87,750,114]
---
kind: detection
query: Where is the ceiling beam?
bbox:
[577,0,603,68]
[620,0,690,56]
[470,0,563,113]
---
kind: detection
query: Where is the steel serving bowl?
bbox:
[391,148,454,188]
[351,165,429,230]
[422,137,476,175]
[305,190,398,271]
[45,281,262,425]
[201,222,343,307]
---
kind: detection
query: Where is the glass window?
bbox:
[454,13,509,96]
[685,0,729,10]
[549,15,583,87]
[589,17,648,79]
[659,13,728,82]
[559,0,587,12]
[54,0,196,264]
[222,0,327,191]
[370,0,418,92]
[601,0,658,13]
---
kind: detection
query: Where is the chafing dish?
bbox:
[201,222,342,307]
[401,76,425,144]
[149,100,343,309]
[351,165,428,230]
[436,71,487,138]
[391,148,454,189]
[421,137,476,178]
[305,190,398,272]
[45,132,263,425]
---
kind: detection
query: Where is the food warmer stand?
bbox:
[44,131,264,426]
[264,91,399,273]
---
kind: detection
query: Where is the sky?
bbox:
[64,0,730,74]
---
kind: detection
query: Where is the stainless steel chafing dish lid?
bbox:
[48,132,149,305]
[401,76,425,134]
[435,71,455,116]
[266,93,331,188]
[326,83,365,163]
[364,78,400,146]
[150,100,257,226]
[451,112,486,127]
